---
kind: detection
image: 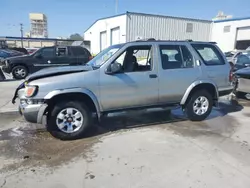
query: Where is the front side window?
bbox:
[160,45,194,69]
[191,44,225,66]
[40,47,55,58]
[113,45,152,72]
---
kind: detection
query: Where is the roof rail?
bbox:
[135,38,156,42]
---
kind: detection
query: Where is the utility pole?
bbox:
[20,23,23,48]
[115,0,118,14]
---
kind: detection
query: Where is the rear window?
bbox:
[192,44,225,66]
[71,46,89,56]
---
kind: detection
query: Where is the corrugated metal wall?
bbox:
[126,13,212,42]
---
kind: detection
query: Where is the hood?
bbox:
[26,65,93,82]
[235,67,250,79]
[5,54,30,61]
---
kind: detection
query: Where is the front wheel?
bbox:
[184,90,213,121]
[12,65,28,80]
[47,101,92,140]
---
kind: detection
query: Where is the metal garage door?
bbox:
[110,27,120,45]
[100,31,107,51]
[237,27,250,41]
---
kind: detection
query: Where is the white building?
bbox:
[212,17,250,52]
[29,13,48,38]
[84,12,212,54]
[84,12,250,54]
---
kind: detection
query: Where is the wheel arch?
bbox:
[180,81,219,105]
[44,88,102,119]
[11,63,29,72]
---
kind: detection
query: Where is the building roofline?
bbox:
[0,36,88,42]
[126,11,212,23]
[213,16,250,23]
[84,13,126,34]
[83,11,212,34]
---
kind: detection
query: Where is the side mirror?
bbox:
[106,62,123,74]
[34,53,42,59]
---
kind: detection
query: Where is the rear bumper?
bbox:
[218,86,234,97]
[19,103,48,124]
[237,78,250,93]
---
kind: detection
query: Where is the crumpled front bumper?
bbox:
[17,88,48,124]
[19,102,48,124]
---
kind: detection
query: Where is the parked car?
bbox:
[230,51,250,72]
[26,48,39,54]
[2,45,92,80]
[13,39,233,140]
[234,67,250,99]
[0,49,24,65]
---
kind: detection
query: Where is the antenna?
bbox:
[20,23,24,48]
[115,0,118,14]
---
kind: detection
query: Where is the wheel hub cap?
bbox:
[15,68,26,77]
[193,96,209,116]
[56,108,84,133]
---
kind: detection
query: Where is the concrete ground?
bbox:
[1,79,250,187]
[0,80,20,113]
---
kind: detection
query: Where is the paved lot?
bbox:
[0,85,250,188]
[0,80,21,113]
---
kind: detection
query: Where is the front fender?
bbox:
[44,87,102,115]
[180,80,219,105]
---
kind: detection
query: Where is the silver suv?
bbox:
[13,39,234,140]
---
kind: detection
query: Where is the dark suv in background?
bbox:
[2,45,92,79]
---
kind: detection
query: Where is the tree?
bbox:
[69,33,84,41]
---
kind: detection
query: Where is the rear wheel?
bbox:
[47,101,92,140]
[12,65,28,80]
[184,90,213,121]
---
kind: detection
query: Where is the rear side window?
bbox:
[71,47,88,56]
[191,44,225,65]
[159,45,194,69]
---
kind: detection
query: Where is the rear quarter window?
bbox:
[191,44,225,66]
[71,47,89,56]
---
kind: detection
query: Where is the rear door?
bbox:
[53,47,71,66]
[158,43,201,103]
[191,43,231,90]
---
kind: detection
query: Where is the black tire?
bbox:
[12,65,28,80]
[47,101,93,140]
[184,90,213,121]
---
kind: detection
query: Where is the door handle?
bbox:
[149,74,158,78]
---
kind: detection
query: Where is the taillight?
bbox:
[229,69,233,82]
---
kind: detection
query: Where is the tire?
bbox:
[12,65,28,80]
[184,90,213,121]
[47,101,93,140]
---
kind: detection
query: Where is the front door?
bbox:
[158,44,201,103]
[32,47,57,72]
[99,44,159,111]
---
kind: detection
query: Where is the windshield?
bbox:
[87,44,124,67]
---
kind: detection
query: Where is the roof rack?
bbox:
[135,38,156,42]
[133,38,217,44]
